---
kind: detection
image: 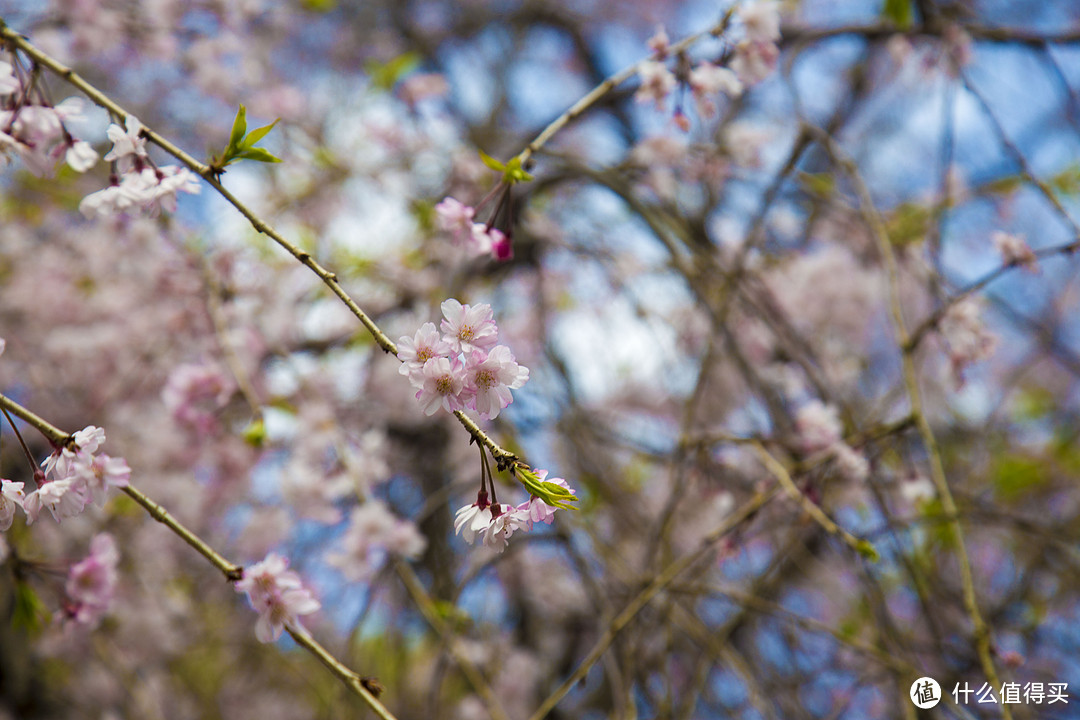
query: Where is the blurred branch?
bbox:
[0,391,399,720]
[806,123,1010,719]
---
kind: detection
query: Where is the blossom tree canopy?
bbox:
[2,1,1080,718]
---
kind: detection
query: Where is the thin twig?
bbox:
[751,442,876,559]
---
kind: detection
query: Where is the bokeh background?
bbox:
[2,0,1080,718]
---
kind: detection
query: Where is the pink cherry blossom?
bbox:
[454,493,523,552]
[42,425,105,479]
[79,454,132,505]
[940,298,997,385]
[739,1,781,43]
[731,40,779,85]
[65,140,99,172]
[23,477,91,524]
[0,479,25,531]
[795,401,842,454]
[235,552,321,643]
[162,362,234,434]
[415,356,467,415]
[454,500,494,545]
[635,60,677,111]
[440,299,499,355]
[463,345,529,420]
[103,114,149,170]
[0,61,18,95]
[647,25,670,59]
[992,231,1037,270]
[397,321,452,386]
[328,501,427,581]
[65,533,120,629]
[435,197,476,241]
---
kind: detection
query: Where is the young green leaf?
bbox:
[479,150,506,172]
[242,119,280,149]
[235,147,282,164]
[229,104,248,153]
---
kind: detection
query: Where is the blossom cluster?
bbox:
[326,500,427,581]
[79,115,201,218]
[0,59,98,176]
[454,471,575,552]
[940,298,998,387]
[398,299,529,420]
[1,426,132,527]
[794,401,869,482]
[435,197,513,261]
[635,2,780,128]
[234,552,321,643]
[64,533,120,630]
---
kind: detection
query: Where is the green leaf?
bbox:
[1049,163,1080,196]
[366,52,422,91]
[478,150,506,172]
[235,147,282,164]
[503,156,534,183]
[983,174,1023,196]
[228,104,248,153]
[479,151,534,184]
[516,467,578,510]
[882,0,913,28]
[799,171,835,199]
[301,0,337,10]
[992,453,1048,501]
[12,583,48,634]
[885,201,931,246]
[242,120,280,149]
[855,539,880,562]
[242,418,266,448]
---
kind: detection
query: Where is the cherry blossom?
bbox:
[79,454,132,505]
[463,345,530,420]
[42,425,105,479]
[0,479,25,531]
[23,477,90,524]
[940,298,997,385]
[795,401,842,454]
[435,197,476,241]
[440,299,499,355]
[454,492,524,552]
[64,533,120,630]
[235,552,321,643]
[635,60,677,110]
[992,231,1037,270]
[327,500,427,581]
[739,1,781,44]
[688,63,743,117]
[415,356,468,415]
[0,60,18,95]
[731,40,779,85]
[398,321,452,385]
[103,114,149,170]
[647,25,671,59]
